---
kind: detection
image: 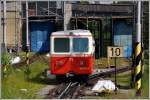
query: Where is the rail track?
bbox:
[47,66,131,99]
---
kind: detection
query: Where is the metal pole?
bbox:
[0,0,2,67]
[135,1,142,96]
[15,1,18,52]
[63,1,66,31]
[36,1,37,16]
[18,1,22,52]
[25,0,30,80]
[75,14,77,29]
[4,0,6,47]
[115,57,117,94]
[48,1,49,16]
[131,2,136,88]
[141,2,144,76]
[86,17,88,30]
[55,2,58,22]
[26,1,29,50]
[136,1,141,42]
[2,0,6,53]
[0,2,2,97]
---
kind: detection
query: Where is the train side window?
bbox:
[54,38,70,53]
[73,38,89,52]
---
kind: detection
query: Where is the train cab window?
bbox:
[54,38,70,52]
[73,38,89,52]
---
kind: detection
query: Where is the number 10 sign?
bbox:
[107,46,124,57]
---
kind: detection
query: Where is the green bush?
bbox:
[144,50,149,59]
[2,52,11,66]
[1,52,11,77]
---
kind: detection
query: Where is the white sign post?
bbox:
[107,46,124,94]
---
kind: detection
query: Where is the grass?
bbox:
[1,52,149,99]
[2,56,49,99]
[141,59,149,98]
[94,57,131,69]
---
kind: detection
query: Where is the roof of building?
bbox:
[51,29,92,36]
[72,4,134,13]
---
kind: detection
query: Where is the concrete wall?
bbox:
[64,1,72,30]
[6,11,22,48]
[1,1,22,49]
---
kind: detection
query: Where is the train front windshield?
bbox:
[54,38,70,53]
[73,38,88,52]
[54,37,89,53]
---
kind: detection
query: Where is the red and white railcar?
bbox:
[50,30,95,77]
